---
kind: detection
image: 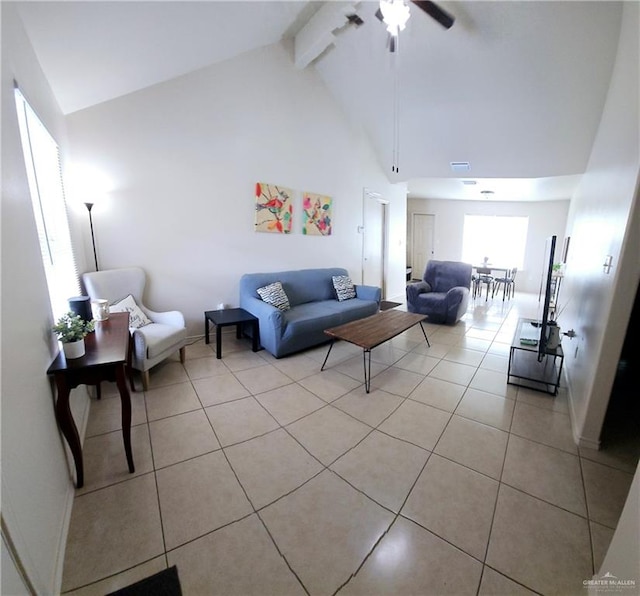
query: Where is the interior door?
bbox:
[411,213,435,279]
[362,190,388,298]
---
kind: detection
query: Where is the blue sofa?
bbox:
[239,268,381,358]
[406,260,472,324]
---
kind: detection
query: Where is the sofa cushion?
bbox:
[281,302,343,340]
[110,294,152,329]
[332,275,356,301]
[256,281,290,311]
[134,323,186,359]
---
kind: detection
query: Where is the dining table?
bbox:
[472,265,512,300]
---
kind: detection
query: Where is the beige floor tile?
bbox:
[221,350,270,372]
[428,359,477,386]
[389,334,422,352]
[455,388,515,431]
[511,401,578,454]
[77,425,154,494]
[64,557,167,596]
[393,351,440,375]
[333,354,388,383]
[331,430,429,512]
[255,383,325,425]
[444,346,485,367]
[234,364,293,394]
[402,454,499,560]
[579,440,640,475]
[465,328,498,342]
[411,340,451,358]
[225,429,323,509]
[469,368,513,398]
[183,339,215,359]
[340,516,483,595]
[260,470,394,596]
[191,372,250,407]
[408,376,466,412]
[271,352,323,380]
[62,474,164,591]
[333,386,403,427]
[378,399,450,451]
[369,366,425,397]
[590,521,615,573]
[183,355,230,380]
[205,396,279,447]
[502,434,586,516]
[144,381,202,422]
[298,369,362,402]
[286,405,371,465]
[581,459,634,528]
[156,451,253,550]
[146,360,190,389]
[369,342,408,366]
[168,515,305,595]
[456,336,492,352]
[434,415,508,479]
[149,409,220,469]
[486,484,592,595]
[86,391,147,437]
[516,385,570,414]
[479,353,509,374]
[478,567,538,595]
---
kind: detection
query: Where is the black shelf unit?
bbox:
[508,317,564,395]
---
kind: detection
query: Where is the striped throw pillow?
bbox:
[256,281,290,311]
[332,275,356,301]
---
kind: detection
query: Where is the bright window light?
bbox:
[462,215,528,269]
[15,87,80,319]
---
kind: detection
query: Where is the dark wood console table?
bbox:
[47,312,135,488]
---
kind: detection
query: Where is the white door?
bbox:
[362,190,388,297]
[412,213,435,279]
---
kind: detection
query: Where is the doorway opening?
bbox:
[362,189,389,299]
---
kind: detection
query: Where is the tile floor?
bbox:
[62,293,638,596]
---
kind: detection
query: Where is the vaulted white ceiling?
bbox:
[15,1,624,201]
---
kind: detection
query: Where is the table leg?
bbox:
[236,323,242,340]
[320,340,335,371]
[53,375,84,488]
[115,364,135,474]
[419,322,431,347]
[251,320,259,352]
[216,325,222,359]
[363,349,372,393]
[205,315,210,344]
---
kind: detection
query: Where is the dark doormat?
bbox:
[107,565,182,596]
[380,301,402,311]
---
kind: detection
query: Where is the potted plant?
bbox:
[52,312,95,359]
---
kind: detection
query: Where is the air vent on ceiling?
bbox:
[462,180,477,186]
[450,161,470,172]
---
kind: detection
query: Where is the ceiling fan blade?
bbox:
[411,1,455,29]
[375,7,384,22]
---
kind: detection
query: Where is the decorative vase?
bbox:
[62,339,85,359]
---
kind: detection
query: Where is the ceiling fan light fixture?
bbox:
[379,0,411,37]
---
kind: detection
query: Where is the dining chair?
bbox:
[493,267,518,300]
[473,267,494,301]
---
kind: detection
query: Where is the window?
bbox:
[14,87,80,319]
[461,215,528,269]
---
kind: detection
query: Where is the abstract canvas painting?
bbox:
[255,182,293,234]
[302,192,332,236]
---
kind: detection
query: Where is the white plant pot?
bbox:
[62,339,85,359]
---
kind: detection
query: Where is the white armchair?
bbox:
[82,267,186,391]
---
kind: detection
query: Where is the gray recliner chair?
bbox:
[82,267,187,390]
[406,260,472,324]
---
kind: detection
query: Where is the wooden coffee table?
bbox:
[321,310,430,393]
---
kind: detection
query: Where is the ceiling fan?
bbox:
[348,0,455,52]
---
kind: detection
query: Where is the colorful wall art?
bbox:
[302,192,332,236]
[255,182,293,234]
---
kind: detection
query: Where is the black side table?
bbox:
[204,308,260,359]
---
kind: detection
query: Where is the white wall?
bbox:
[560,0,640,450]
[65,41,407,336]
[406,198,569,293]
[1,4,86,593]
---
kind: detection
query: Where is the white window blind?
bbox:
[14,87,80,319]
[461,215,528,269]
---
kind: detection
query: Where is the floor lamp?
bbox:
[84,202,99,271]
